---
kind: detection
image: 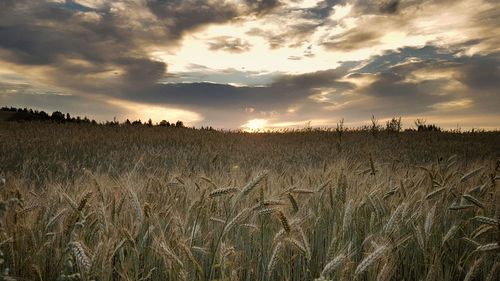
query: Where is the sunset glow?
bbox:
[242,119,267,132]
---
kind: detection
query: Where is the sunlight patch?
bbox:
[329,4,353,21]
[430,99,473,111]
[107,99,202,124]
[241,119,267,132]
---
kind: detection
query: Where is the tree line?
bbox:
[1,106,447,132]
[0,106,188,128]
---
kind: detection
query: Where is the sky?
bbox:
[0,0,499,131]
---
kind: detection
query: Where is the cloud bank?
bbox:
[0,0,499,129]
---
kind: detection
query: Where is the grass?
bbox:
[0,121,499,281]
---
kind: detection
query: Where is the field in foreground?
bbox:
[0,122,499,281]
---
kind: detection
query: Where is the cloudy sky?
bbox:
[1,0,499,130]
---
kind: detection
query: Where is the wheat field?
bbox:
[0,122,499,281]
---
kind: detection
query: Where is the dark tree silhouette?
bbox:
[51,111,65,122]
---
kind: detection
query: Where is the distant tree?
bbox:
[386,117,402,133]
[124,119,131,125]
[51,111,65,122]
[175,120,184,128]
[370,115,381,137]
[415,118,426,129]
[132,120,142,125]
[147,118,153,126]
[159,120,170,127]
[39,111,49,120]
[415,118,441,132]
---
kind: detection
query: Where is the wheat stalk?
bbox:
[425,187,446,200]
[126,186,143,222]
[442,225,458,246]
[241,170,268,196]
[476,243,499,251]
[355,244,387,275]
[384,204,403,233]
[425,204,436,236]
[464,256,484,281]
[223,208,250,236]
[474,216,498,226]
[321,253,346,276]
[70,242,91,271]
[267,242,283,278]
[278,211,291,234]
[77,191,93,212]
[460,167,483,182]
[209,187,239,198]
[462,194,484,208]
[288,193,299,213]
[298,227,311,261]
[342,200,354,234]
[377,259,394,281]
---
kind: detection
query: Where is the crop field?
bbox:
[0,122,499,281]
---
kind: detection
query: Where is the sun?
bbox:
[242,119,267,132]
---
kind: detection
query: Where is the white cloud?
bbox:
[430,99,473,111]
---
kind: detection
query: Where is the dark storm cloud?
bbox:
[347,0,415,16]
[355,51,500,116]
[119,58,167,87]
[357,46,459,74]
[121,66,356,111]
[367,51,500,92]
[145,0,280,39]
[207,36,253,53]
[379,0,399,14]
[0,0,293,107]
[273,66,355,88]
[0,0,289,98]
[145,0,238,39]
[445,54,500,90]
[343,0,402,15]
[0,1,170,93]
[244,0,282,14]
[361,71,449,107]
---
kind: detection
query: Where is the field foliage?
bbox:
[0,122,499,281]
